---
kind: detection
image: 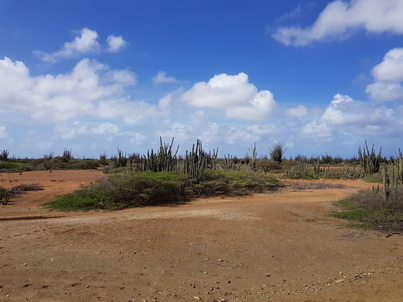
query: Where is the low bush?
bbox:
[44,172,188,211]
[331,188,403,232]
[191,169,279,197]
[45,170,280,211]
[0,187,7,198]
[0,161,32,173]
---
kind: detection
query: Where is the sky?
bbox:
[1,0,403,159]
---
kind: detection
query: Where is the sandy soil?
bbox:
[0,170,402,302]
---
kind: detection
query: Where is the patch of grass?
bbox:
[331,189,403,232]
[363,173,383,184]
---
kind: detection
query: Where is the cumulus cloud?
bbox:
[301,120,333,143]
[152,71,179,85]
[272,0,403,46]
[0,125,8,139]
[54,122,120,140]
[181,72,277,120]
[286,105,308,117]
[34,28,127,62]
[321,94,393,125]
[0,56,160,123]
[366,48,403,102]
[106,35,127,52]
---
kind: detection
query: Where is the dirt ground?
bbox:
[0,170,402,302]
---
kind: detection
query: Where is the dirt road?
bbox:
[0,171,402,301]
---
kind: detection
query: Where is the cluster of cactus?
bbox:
[222,154,240,170]
[111,148,128,168]
[358,140,382,176]
[118,138,179,172]
[184,140,210,184]
[246,144,258,172]
[142,137,179,172]
[0,150,9,161]
[62,149,73,161]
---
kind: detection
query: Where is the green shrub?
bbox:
[331,189,403,232]
[0,187,7,199]
[44,170,280,211]
[44,172,188,211]
[0,161,32,173]
[191,169,279,197]
[80,160,100,170]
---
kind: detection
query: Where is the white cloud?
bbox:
[272,0,403,46]
[366,48,403,102]
[286,105,308,117]
[35,28,101,62]
[301,120,333,143]
[226,90,277,121]
[0,57,161,123]
[366,82,403,102]
[321,94,393,125]
[34,28,127,62]
[152,71,179,84]
[371,48,403,82]
[0,125,8,139]
[181,72,277,121]
[54,122,121,140]
[106,35,127,52]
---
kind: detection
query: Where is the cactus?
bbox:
[246,144,258,172]
[184,140,208,184]
[358,140,382,176]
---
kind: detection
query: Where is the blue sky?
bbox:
[1,0,403,159]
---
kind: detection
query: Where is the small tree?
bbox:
[270,143,285,164]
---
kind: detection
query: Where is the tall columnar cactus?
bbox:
[184,139,207,184]
[247,144,258,172]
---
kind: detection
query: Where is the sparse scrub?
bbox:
[258,159,281,174]
[332,189,403,232]
[1,183,43,204]
[79,159,100,170]
[191,169,279,197]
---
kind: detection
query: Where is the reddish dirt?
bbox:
[0,171,402,302]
